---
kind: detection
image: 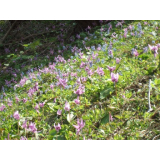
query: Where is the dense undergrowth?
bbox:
[0,20,160,140]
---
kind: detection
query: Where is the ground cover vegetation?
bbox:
[0,20,160,140]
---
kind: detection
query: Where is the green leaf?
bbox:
[154,78,160,85]
[82,115,90,120]
[138,53,149,60]
[101,113,109,125]
[7,54,14,58]
[147,66,157,75]
[49,129,57,136]
[114,115,122,119]
[53,135,66,140]
[23,44,30,47]
[100,87,114,99]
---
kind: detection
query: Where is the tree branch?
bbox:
[0,20,17,44]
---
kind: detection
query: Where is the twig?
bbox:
[148,79,153,112]
[2,31,56,46]
[0,20,17,44]
[22,31,54,41]
[152,134,160,140]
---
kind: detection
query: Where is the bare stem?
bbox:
[115,83,118,106]
[148,79,153,112]
[61,115,63,125]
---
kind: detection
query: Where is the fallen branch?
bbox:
[2,30,57,46]
[152,134,160,140]
[0,20,17,44]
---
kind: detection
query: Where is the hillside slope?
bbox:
[0,20,160,140]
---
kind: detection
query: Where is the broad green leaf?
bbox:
[101,113,109,125]
[100,87,114,99]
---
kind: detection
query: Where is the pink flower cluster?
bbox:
[96,67,104,76]
[21,120,37,133]
[57,78,67,88]
[148,44,159,57]
[13,111,20,120]
[73,118,85,135]
[74,85,85,95]
[0,104,6,111]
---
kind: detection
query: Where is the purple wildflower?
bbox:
[133,49,139,57]
[109,112,114,122]
[22,120,27,129]
[111,73,119,83]
[54,123,61,132]
[87,69,94,76]
[57,78,67,88]
[76,34,80,39]
[57,109,62,115]
[23,98,27,103]
[74,85,85,95]
[148,44,159,57]
[13,111,20,120]
[73,118,85,135]
[116,58,121,64]
[80,62,85,68]
[96,67,104,76]
[64,101,70,111]
[5,48,10,53]
[29,122,37,133]
[35,104,39,113]
[81,76,87,82]
[50,84,54,90]
[39,102,44,108]
[15,97,20,103]
[0,104,5,111]
[20,136,27,140]
[107,66,116,72]
[74,96,80,105]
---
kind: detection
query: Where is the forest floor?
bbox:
[0,20,160,140]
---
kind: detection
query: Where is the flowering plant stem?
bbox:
[115,83,118,106]
[158,53,160,74]
[115,83,121,120]
[43,107,44,120]
[135,57,137,75]
[61,115,63,125]
[18,121,19,136]
[25,128,27,138]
